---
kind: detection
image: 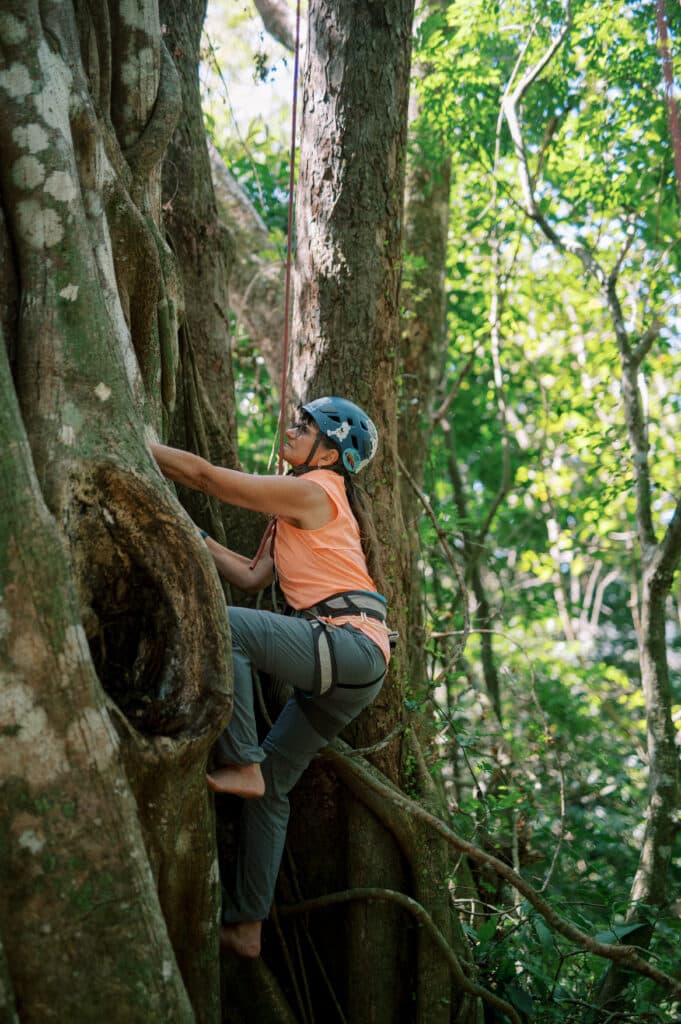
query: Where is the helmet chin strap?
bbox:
[290,432,324,475]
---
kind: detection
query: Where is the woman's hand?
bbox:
[203,535,275,593]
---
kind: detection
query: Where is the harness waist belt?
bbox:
[297,589,388,623]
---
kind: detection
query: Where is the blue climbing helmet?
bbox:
[302,396,378,474]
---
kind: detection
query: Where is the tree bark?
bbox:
[398,0,453,725]
[253,0,298,52]
[397,4,473,1018]
[0,334,194,1022]
[287,2,475,1022]
[160,0,238,460]
[0,2,232,1019]
[160,0,266,561]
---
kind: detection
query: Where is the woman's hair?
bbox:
[302,410,386,592]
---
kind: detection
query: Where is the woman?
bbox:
[150,396,391,958]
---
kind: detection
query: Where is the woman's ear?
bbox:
[320,446,340,467]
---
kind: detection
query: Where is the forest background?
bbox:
[0,0,680,1023]
[203,0,681,1017]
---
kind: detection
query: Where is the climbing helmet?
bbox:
[302,396,378,474]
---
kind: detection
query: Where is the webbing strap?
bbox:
[310,620,337,696]
[335,671,385,691]
[294,693,342,741]
[301,590,388,623]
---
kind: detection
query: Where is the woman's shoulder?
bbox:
[302,469,349,517]
[304,468,346,493]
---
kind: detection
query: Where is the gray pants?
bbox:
[215,606,386,923]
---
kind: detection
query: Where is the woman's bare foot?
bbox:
[206,763,265,799]
[220,920,262,958]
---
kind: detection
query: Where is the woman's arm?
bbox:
[150,444,332,529]
[204,536,274,593]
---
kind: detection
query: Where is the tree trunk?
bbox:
[160,0,264,561]
[0,336,197,1023]
[0,2,231,1019]
[398,3,478,1017]
[287,2,475,1022]
[591,513,681,1017]
[398,0,455,789]
[253,0,298,52]
[160,0,238,462]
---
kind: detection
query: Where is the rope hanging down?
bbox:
[250,0,302,570]
[277,0,303,474]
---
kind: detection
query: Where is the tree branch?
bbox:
[500,7,612,292]
[125,42,182,191]
[344,717,410,758]
[632,320,663,367]
[431,345,478,424]
[648,493,681,594]
[253,0,298,52]
[280,887,522,1024]
[324,742,681,998]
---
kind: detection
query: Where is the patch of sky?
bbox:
[203,2,293,141]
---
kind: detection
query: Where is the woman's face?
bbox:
[283,416,338,469]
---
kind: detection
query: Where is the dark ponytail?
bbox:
[342,473,386,594]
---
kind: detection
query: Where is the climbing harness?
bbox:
[289,590,397,696]
[297,589,389,625]
[291,597,390,737]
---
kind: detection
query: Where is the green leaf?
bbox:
[593,922,646,944]
[476,919,497,944]
[505,983,535,1016]
[533,917,556,956]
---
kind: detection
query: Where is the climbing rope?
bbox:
[276,0,303,474]
[250,0,302,569]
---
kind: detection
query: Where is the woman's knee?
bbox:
[261,746,308,801]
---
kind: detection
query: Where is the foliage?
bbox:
[231,322,280,471]
[201,1,291,469]
[206,0,681,1016]
[409,0,681,1018]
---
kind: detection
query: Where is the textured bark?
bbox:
[159,0,266,560]
[292,0,414,771]
[288,1,452,1021]
[591,461,681,1019]
[0,338,194,1022]
[0,935,19,1024]
[395,6,468,1018]
[160,1,238,462]
[0,2,231,1020]
[399,0,455,740]
[400,77,452,481]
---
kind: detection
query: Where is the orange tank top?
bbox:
[274,470,390,664]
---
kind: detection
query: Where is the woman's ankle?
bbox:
[206,762,265,798]
[220,920,262,958]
